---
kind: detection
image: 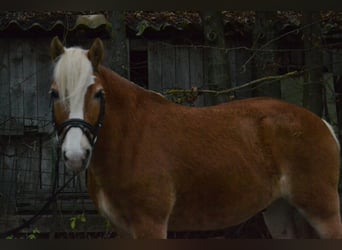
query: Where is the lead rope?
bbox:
[0,142,78,239]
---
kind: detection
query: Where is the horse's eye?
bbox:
[49,89,59,99]
[94,90,104,99]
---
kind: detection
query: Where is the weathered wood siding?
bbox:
[148,41,207,106]
[0,38,101,235]
[147,41,255,106]
[0,38,52,135]
[0,39,10,135]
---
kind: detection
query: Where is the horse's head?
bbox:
[50,36,105,174]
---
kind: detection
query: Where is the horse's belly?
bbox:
[168,185,277,231]
[168,209,260,232]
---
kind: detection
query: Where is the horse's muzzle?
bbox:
[62,148,91,174]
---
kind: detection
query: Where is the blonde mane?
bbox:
[53,47,95,112]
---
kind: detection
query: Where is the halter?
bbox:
[52,92,105,148]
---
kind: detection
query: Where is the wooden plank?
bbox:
[0,39,10,134]
[189,47,204,88]
[0,148,4,214]
[9,39,24,135]
[332,50,342,76]
[161,43,175,90]
[27,136,40,193]
[147,41,162,92]
[16,192,95,214]
[36,39,53,134]
[175,46,190,90]
[189,47,205,106]
[202,47,210,106]
[281,75,304,107]
[22,39,38,127]
[324,72,338,131]
[227,47,237,88]
[0,141,16,215]
[323,50,332,72]
[234,47,253,99]
[40,138,55,191]
[15,143,31,195]
[0,135,41,213]
[0,138,10,214]
[202,47,218,106]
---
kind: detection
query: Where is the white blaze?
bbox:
[63,112,87,163]
[53,47,95,170]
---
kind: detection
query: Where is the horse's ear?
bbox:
[50,36,65,61]
[88,38,104,70]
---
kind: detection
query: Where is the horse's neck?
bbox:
[99,65,168,110]
[91,66,165,176]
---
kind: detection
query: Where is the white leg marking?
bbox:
[98,190,126,230]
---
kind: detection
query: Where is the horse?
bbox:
[49,36,342,239]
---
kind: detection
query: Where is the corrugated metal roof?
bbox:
[125,11,342,38]
[0,11,110,33]
[0,11,341,37]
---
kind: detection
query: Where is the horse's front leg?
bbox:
[120,196,174,239]
[106,214,168,239]
[129,218,168,239]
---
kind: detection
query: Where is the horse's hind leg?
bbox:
[263,199,317,238]
[291,191,342,239]
[276,124,342,238]
[286,163,342,239]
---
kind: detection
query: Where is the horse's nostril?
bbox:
[85,149,90,158]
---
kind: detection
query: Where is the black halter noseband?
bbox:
[52,92,105,148]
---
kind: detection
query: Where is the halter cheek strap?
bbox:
[52,93,105,148]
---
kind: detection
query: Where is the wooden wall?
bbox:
[147,41,254,106]
[0,38,52,135]
[0,37,108,235]
[148,41,205,106]
[146,40,338,127]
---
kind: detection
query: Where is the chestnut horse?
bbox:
[49,36,342,239]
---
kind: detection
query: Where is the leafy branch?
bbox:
[69,213,87,230]
[163,70,303,104]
